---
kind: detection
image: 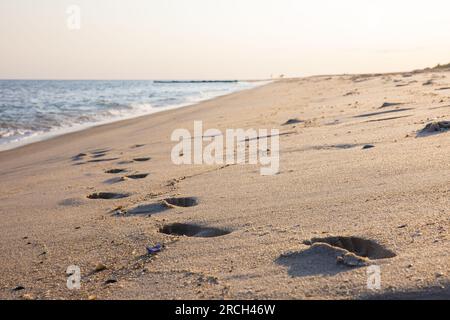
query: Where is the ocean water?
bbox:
[0,80,260,151]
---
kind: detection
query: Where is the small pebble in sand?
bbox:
[88,295,97,300]
[146,243,163,255]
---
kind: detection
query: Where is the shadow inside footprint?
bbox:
[105,169,128,174]
[133,157,151,162]
[277,237,396,277]
[87,192,130,200]
[160,223,231,238]
[126,173,149,180]
[163,197,199,208]
[275,244,353,277]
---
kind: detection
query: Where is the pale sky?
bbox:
[1,0,450,80]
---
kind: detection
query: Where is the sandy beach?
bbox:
[1,70,449,300]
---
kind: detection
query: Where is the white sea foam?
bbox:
[0,80,269,151]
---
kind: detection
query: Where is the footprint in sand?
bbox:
[126,173,149,180]
[103,173,149,184]
[72,148,118,164]
[90,148,111,155]
[276,236,396,277]
[159,223,231,238]
[105,169,128,174]
[282,118,303,126]
[379,102,404,109]
[303,236,396,260]
[133,157,151,162]
[163,197,199,208]
[131,144,146,149]
[114,197,199,216]
[87,192,130,200]
[86,158,120,163]
[115,203,169,216]
[91,153,107,159]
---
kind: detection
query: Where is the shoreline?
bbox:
[0,81,271,154]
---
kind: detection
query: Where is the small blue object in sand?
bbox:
[146,243,162,255]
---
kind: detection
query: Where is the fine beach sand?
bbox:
[0,71,449,300]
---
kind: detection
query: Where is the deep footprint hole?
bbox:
[160,223,231,238]
[105,169,127,174]
[304,236,396,260]
[87,192,130,200]
[126,173,149,180]
[164,197,199,208]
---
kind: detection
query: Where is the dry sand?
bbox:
[0,71,449,300]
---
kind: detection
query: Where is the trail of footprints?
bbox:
[69,134,405,287]
[74,147,225,240]
[68,145,230,288]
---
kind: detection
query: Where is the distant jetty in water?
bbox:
[154,80,239,84]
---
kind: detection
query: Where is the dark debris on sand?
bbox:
[419,121,450,135]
